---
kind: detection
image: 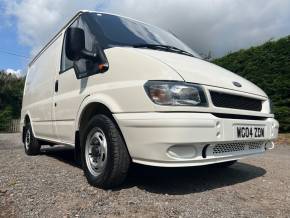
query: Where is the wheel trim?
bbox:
[85,127,108,177]
[25,129,31,150]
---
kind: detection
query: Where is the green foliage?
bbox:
[0,106,13,131]
[0,70,25,131]
[213,36,290,132]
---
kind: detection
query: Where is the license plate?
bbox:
[234,126,265,139]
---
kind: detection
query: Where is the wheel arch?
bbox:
[22,113,35,143]
[78,102,115,131]
[75,94,122,132]
[24,114,30,125]
[74,99,131,160]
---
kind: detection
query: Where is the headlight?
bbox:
[144,81,208,106]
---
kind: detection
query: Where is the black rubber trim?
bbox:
[212,113,268,120]
[202,144,210,158]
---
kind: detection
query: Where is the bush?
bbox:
[213,36,290,132]
[0,71,25,132]
[0,106,13,131]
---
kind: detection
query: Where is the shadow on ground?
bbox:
[41,145,266,195]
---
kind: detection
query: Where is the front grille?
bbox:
[212,141,264,155]
[210,91,263,111]
[213,143,245,154]
[248,142,263,150]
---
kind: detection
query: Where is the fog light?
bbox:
[265,141,274,150]
[167,145,197,159]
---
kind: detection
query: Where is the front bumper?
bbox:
[114,113,279,167]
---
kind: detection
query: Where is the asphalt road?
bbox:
[0,133,290,217]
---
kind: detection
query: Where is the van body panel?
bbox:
[50,47,183,143]
[114,112,279,166]
[77,48,272,116]
[134,48,267,97]
[22,34,63,139]
[53,66,83,143]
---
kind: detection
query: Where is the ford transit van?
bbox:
[21,11,279,188]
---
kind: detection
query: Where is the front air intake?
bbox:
[210,91,263,111]
[210,141,265,156]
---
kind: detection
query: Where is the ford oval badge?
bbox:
[233,81,242,87]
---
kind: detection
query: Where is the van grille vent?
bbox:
[210,91,263,111]
[213,141,264,155]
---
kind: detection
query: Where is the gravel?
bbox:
[1,133,290,217]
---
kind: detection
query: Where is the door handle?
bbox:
[55,80,59,92]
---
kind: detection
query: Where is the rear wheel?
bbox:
[80,114,130,189]
[23,123,41,155]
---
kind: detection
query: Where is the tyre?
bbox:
[213,160,237,168]
[80,114,130,189]
[23,123,41,155]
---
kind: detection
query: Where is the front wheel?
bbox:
[23,123,41,155]
[80,115,130,189]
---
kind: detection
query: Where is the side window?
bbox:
[60,20,78,73]
[60,15,102,74]
[74,17,103,76]
[60,34,73,72]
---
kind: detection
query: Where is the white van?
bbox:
[21,11,279,188]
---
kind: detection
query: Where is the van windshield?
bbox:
[85,13,200,58]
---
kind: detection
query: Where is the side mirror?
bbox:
[65,27,98,61]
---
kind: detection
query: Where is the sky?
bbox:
[0,0,290,75]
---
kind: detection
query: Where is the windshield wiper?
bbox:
[133,44,195,57]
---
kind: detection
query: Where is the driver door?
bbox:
[53,14,106,144]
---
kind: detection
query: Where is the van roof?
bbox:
[29,10,146,66]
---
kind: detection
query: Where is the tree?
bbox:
[213,36,290,132]
[0,70,25,131]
